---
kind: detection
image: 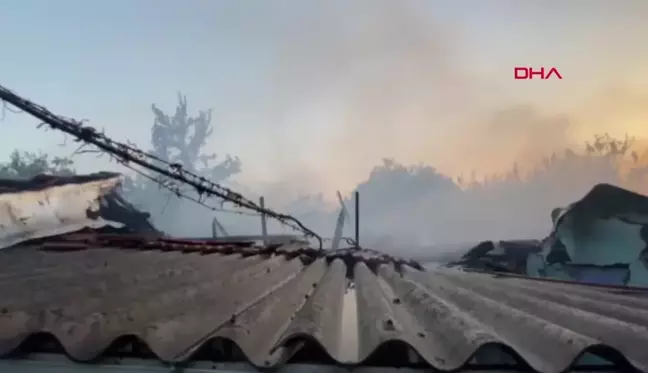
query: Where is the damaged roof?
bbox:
[445,239,542,273]
[450,184,648,276]
[0,173,157,249]
[552,183,648,226]
[0,235,647,373]
[546,183,648,267]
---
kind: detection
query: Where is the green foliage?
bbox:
[0,150,75,179]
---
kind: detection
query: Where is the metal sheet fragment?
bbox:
[0,175,123,249]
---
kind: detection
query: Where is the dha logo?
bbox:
[514,67,563,80]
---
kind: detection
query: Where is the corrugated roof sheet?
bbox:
[0,235,647,373]
[0,173,157,250]
[552,183,648,226]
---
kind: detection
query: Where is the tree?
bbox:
[354,158,460,211]
[124,94,242,236]
[0,150,75,179]
[150,94,241,179]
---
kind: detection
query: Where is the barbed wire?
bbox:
[121,162,263,217]
[0,84,323,249]
[322,236,358,247]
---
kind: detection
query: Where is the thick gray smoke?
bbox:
[130,1,648,259]
[220,1,541,191]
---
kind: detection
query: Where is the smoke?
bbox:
[4,1,648,261]
[26,0,642,254]
[226,0,599,196]
[193,1,648,250]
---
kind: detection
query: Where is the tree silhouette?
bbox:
[149,94,241,180]
[0,150,75,179]
[124,94,242,235]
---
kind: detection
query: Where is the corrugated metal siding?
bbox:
[0,241,646,373]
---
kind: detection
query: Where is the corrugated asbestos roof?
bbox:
[0,173,157,250]
[0,235,647,373]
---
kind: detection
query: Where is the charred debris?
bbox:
[448,183,648,287]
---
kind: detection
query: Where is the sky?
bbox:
[2,0,648,202]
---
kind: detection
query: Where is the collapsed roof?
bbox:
[552,183,648,227]
[547,183,648,266]
[0,172,157,249]
[449,184,648,287]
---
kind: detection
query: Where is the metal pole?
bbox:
[259,196,268,247]
[212,217,219,239]
[332,190,349,251]
[212,216,229,238]
[354,191,360,248]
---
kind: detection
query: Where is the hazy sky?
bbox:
[2,0,648,199]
